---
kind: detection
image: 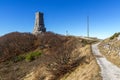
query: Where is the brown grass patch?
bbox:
[60,45,102,80]
[0,32,101,80]
[99,36,120,67]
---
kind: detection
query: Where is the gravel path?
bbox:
[92,43,120,80]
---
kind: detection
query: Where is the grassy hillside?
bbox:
[0,32,101,80]
[60,45,101,80]
[0,32,37,62]
[99,32,120,67]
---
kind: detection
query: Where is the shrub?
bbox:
[25,54,34,62]
[35,32,65,49]
[0,32,37,62]
[110,32,120,40]
[11,55,25,62]
[25,51,41,62]
[81,39,88,45]
[33,36,84,79]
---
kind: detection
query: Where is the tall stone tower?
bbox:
[33,12,46,34]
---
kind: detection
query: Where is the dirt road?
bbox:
[92,43,120,80]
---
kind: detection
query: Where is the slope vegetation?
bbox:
[0,32,101,80]
[99,32,120,67]
[60,45,101,80]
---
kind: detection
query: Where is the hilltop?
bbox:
[0,32,101,80]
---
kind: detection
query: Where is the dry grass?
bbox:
[24,45,102,80]
[60,45,102,80]
[23,36,86,80]
[99,45,120,67]
[0,32,101,80]
[0,32,37,62]
[99,34,120,67]
[94,54,103,58]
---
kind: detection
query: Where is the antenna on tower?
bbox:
[87,16,89,37]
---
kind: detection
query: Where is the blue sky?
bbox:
[0,0,120,39]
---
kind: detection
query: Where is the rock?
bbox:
[117,35,120,40]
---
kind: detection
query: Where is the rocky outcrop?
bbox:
[99,33,120,67]
[99,34,120,56]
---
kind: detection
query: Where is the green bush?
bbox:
[11,55,25,62]
[16,55,25,61]
[0,32,37,62]
[110,32,120,40]
[25,51,41,62]
[81,39,88,45]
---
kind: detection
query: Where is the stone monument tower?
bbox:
[33,12,46,34]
